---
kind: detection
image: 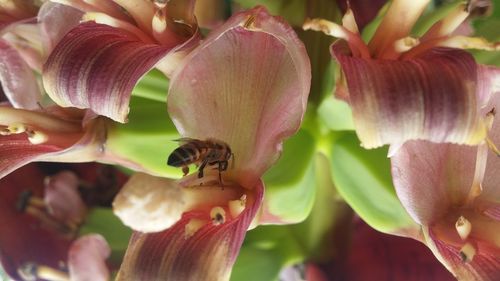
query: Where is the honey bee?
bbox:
[167,138,233,184]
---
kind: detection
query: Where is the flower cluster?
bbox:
[0,0,499,280]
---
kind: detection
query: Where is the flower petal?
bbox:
[424,227,500,281]
[116,180,263,281]
[43,22,192,122]
[0,39,41,109]
[0,134,62,179]
[0,164,71,280]
[391,140,476,225]
[44,170,87,224]
[68,234,111,281]
[168,6,311,180]
[334,46,487,149]
[37,2,83,58]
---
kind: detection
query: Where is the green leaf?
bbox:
[132,69,169,102]
[411,1,463,37]
[231,226,305,281]
[107,96,182,178]
[471,13,500,66]
[79,208,132,263]
[330,133,417,234]
[317,96,355,131]
[289,153,351,260]
[263,130,316,223]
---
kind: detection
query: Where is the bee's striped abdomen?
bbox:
[167,146,198,167]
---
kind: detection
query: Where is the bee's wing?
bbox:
[172,137,200,145]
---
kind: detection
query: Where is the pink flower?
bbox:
[42,0,201,122]
[111,6,311,280]
[304,0,499,150]
[392,93,500,279]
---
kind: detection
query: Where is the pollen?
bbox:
[1,123,28,135]
[27,129,48,144]
[18,263,69,281]
[184,219,206,239]
[455,216,472,241]
[210,206,226,225]
[229,194,247,218]
[459,242,476,263]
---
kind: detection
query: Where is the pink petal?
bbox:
[68,234,111,281]
[0,39,41,109]
[391,140,477,225]
[116,181,264,281]
[37,2,83,58]
[44,170,87,224]
[427,228,500,281]
[334,46,487,149]
[42,22,189,123]
[168,6,311,181]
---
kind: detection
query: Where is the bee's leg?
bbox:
[182,166,189,176]
[217,161,225,189]
[220,161,228,171]
[198,159,209,178]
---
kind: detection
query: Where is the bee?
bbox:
[167,138,233,184]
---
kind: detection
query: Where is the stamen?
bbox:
[210,206,226,225]
[18,263,69,281]
[455,216,472,240]
[229,194,246,218]
[184,218,207,239]
[152,9,167,34]
[153,0,168,9]
[26,129,48,144]
[394,37,420,53]
[485,108,500,156]
[6,123,26,134]
[459,243,476,263]
[303,18,371,59]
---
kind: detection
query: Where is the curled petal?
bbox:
[68,234,111,281]
[116,180,264,281]
[334,46,487,149]
[168,6,311,181]
[43,22,193,122]
[0,39,41,109]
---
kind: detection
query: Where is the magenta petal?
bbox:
[116,181,264,281]
[68,234,111,281]
[0,134,62,179]
[43,22,179,122]
[168,7,311,179]
[334,46,486,149]
[0,39,41,109]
